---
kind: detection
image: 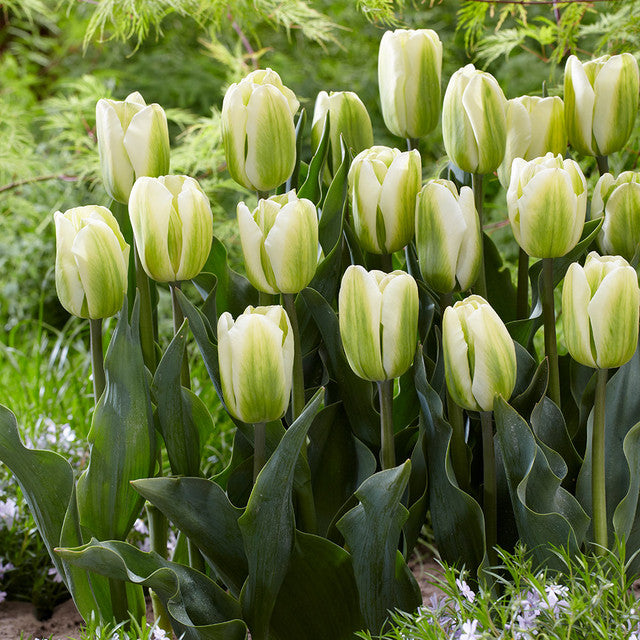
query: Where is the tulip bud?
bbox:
[442,64,507,175]
[218,305,294,423]
[564,53,639,157]
[96,92,170,204]
[592,171,640,261]
[311,90,374,178]
[348,146,421,254]
[415,180,482,293]
[237,191,319,294]
[129,175,213,282]
[562,252,639,369]
[54,205,129,319]
[338,266,418,381]
[507,152,587,258]
[497,95,567,189]
[221,68,299,193]
[378,28,443,139]
[443,295,516,412]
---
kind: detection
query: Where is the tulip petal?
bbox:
[217,312,240,419]
[350,158,384,253]
[378,31,406,138]
[443,306,478,410]
[222,86,252,190]
[498,99,532,189]
[564,56,595,156]
[601,182,640,259]
[237,202,276,294]
[54,212,85,317]
[443,69,479,173]
[456,186,482,291]
[562,263,597,368]
[124,104,170,179]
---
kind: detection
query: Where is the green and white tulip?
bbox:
[507,152,587,258]
[348,146,421,255]
[96,92,170,204]
[562,252,640,369]
[311,90,373,178]
[54,205,129,319]
[222,68,299,193]
[564,53,639,157]
[378,28,443,140]
[237,191,319,294]
[592,171,640,261]
[415,180,482,293]
[497,95,566,189]
[443,295,516,412]
[442,64,507,175]
[129,175,213,283]
[338,265,418,382]
[218,305,294,423]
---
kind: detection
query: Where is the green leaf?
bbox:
[76,302,155,542]
[238,390,323,640]
[318,137,349,255]
[298,111,330,203]
[132,477,248,598]
[153,319,200,476]
[613,422,640,544]
[285,108,306,192]
[57,539,246,640]
[494,397,589,566]
[484,232,517,322]
[336,461,420,631]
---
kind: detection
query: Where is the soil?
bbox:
[0,553,444,639]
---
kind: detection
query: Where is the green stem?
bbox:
[472,173,487,299]
[596,155,609,176]
[256,190,270,201]
[146,501,172,634]
[170,282,191,390]
[108,577,129,624]
[282,293,305,420]
[592,367,609,554]
[89,318,105,404]
[188,538,206,573]
[377,380,395,470]
[379,252,393,273]
[253,421,266,483]
[259,290,276,306]
[134,242,157,373]
[480,410,497,566]
[542,258,561,408]
[517,248,529,320]
[447,392,469,490]
[406,138,420,152]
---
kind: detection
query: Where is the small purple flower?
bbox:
[459,619,481,640]
[0,499,17,529]
[0,560,14,578]
[0,591,6,604]
[456,578,476,603]
[48,567,63,583]
[133,518,149,535]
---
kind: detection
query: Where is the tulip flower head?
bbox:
[129,175,213,283]
[339,266,418,382]
[218,305,294,423]
[562,252,639,369]
[443,295,517,412]
[564,53,639,157]
[54,205,129,319]
[442,64,507,175]
[415,179,482,293]
[348,146,421,255]
[507,152,587,258]
[592,171,640,261]
[222,68,299,193]
[96,92,170,204]
[378,28,443,139]
[237,191,319,294]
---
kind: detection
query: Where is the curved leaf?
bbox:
[298,111,330,203]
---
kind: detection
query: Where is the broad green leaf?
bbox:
[238,390,323,640]
[57,539,246,640]
[132,477,248,597]
[76,303,155,542]
[298,111,330,203]
[613,422,640,543]
[511,356,548,419]
[336,461,420,631]
[494,397,589,566]
[318,137,349,255]
[484,232,517,322]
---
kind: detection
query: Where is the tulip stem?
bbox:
[108,577,129,625]
[472,173,487,299]
[592,367,609,555]
[256,190,270,201]
[542,258,561,408]
[146,501,172,634]
[480,410,497,566]
[89,318,105,403]
[447,393,469,490]
[134,242,157,373]
[517,248,529,319]
[596,155,609,176]
[254,421,266,482]
[406,138,419,152]
[170,282,191,390]
[282,293,305,420]
[377,380,396,470]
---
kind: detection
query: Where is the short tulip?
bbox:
[217,305,294,423]
[562,252,640,369]
[54,205,129,319]
[443,295,516,412]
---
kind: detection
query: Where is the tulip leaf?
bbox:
[336,461,420,632]
[298,111,330,203]
[76,303,155,542]
[318,137,349,255]
[270,531,364,640]
[285,107,306,192]
[510,346,547,418]
[300,287,380,447]
[57,539,246,640]
[494,397,589,566]
[238,389,323,640]
[153,319,200,476]
[131,477,247,597]
[483,232,517,322]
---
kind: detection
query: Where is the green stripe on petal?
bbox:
[562,263,597,368]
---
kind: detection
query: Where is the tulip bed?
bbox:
[3,3,640,640]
